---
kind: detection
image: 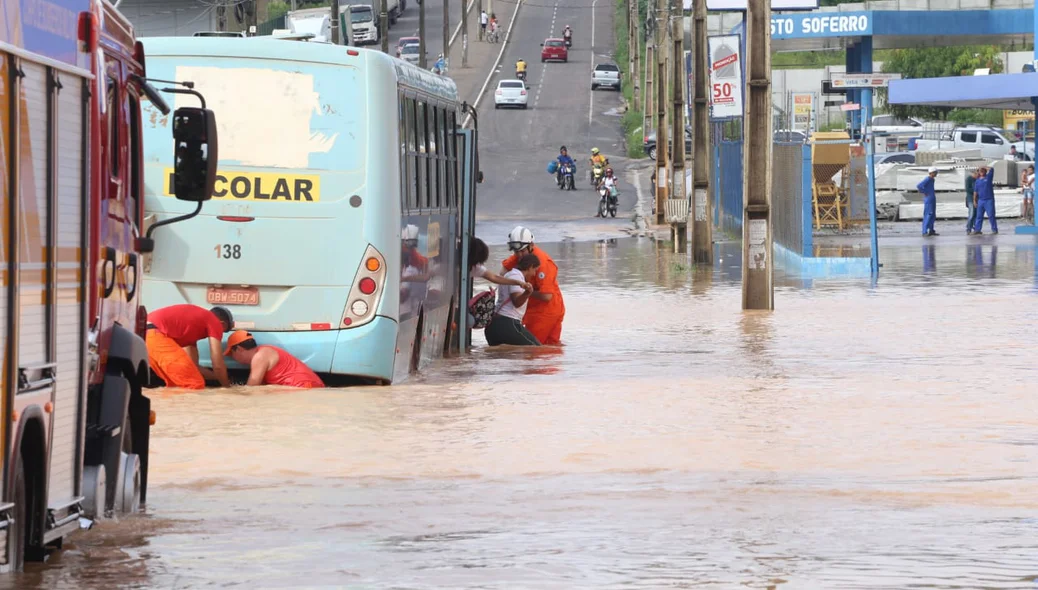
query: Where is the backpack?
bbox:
[467,289,497,329]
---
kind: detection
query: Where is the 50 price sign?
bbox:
[712,82,736,104]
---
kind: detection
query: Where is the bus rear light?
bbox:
[340,245,386,329]
[350,300,368,316]
[347,49,360,56]
[217,216,255,223]
[311,323,331,330]
[77,12,99,54]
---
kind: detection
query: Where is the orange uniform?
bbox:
[503,245,565,345]
[146,305,224,389]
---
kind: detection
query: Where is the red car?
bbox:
[541,38,568,62]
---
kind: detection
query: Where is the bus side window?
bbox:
[406,97,419,212]
[128,93,141,224]
[416,100,427,211]
[437,107,447,209]
[399,93,408,212]
[427,103,439,209]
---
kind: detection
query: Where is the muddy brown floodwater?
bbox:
[7,238,1038,589]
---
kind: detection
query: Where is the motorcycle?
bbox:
[558,164,576,191]
[597,184,618,217]
[590,163,605,187]
[516,69,526,81]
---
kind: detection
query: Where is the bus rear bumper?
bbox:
[229,317,397,382]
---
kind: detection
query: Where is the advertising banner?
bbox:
[708,35,743,120]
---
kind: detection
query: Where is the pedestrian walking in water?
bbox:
[918,166,939,236]
[1022,164,1035,224]
[485,254,541,346]
[973,165,998,234]
[965,168,980,235]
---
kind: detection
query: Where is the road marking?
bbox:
[589,0,597,126]
[464,0,525,126]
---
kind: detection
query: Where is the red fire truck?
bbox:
[1,0,217,571]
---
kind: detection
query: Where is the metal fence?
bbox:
[256,15,287,36]
[772,143,805,256]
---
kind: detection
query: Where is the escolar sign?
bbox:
[162,169,321,202]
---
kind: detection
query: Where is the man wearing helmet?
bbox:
[502,226,566,345]
[589,147,608,168]
[145,304,235,389]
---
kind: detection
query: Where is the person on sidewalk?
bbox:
[485,254,541,346]
[146,304,234,389]
[480,9,489,40]
[973,165,998,235]
[502,226,565,345]
[917,166,939,237]
[965,168,979,235]
[225,331,325,388]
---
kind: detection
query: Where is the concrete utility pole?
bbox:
[380,0,389,53]
[462,0,469,66]
[691,0,712,263]
[331,0,340,44]
[741,0,773,310]
[419,0,427,67]
[629,0,640,112]
[443,0,450,73]
[645,43,654,150]
[669,0,686,250]
[478,0,484,40]
[654,0,669,225]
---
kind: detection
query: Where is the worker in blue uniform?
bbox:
[972,165,998,235]
[917,166,939,236]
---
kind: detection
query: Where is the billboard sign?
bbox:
[708,35,743,120]
[830,72,902,88]
[707,0,819,11]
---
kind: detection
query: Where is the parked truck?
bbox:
[285,6,355,45]
[911,125,1033,160]
[1,0,218,572]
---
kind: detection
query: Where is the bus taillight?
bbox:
[340,245,386,329]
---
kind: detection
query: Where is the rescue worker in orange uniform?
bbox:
[501,226,565,345]
[146,304,234,389]
[224,330,325,389]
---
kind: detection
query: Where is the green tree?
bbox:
[880,46,1003,120]
[267,0,290,20]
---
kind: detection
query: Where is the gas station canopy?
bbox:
[888,73,1038,111]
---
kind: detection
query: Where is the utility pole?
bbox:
[669,0,686,251]
[462,0,469,67]
[419,0,427,67]
[380,0,389,53]
[741,0,773,310]
[443,0,450,73]
[654,0,669,226]
[644,44,654,150]
[629,0,639,112]
[478,0,484,40]
[331,0,340,44]
[691,0,712,263]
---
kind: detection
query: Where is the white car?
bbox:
[399,43,422,65]
[494,79,528,109]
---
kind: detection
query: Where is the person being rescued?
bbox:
[224,331,325,389]
[145,304,234,389]
[485,254,542,346]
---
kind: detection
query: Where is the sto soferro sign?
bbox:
[707,0,818,10]
[708,34,744,120]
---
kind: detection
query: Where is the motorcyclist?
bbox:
[556,146,576,186]
[589,148,608,188]
[563,25,572,42]
[597,168,618,216]
[516,58,527,79]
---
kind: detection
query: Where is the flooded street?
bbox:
[11,237,1038,589]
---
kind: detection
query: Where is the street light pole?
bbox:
[419,0,427,67]
[380,0,389,53]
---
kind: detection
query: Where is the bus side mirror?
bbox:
[172,106,218,202]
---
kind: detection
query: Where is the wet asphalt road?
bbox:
[474,0,633,226]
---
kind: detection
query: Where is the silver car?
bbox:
[400,43,422,65]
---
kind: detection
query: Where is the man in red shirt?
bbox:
[224,330,325,389]
[146,304,234,389]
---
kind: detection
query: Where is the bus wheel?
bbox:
[10,458,26,572]
[409,311,424,374]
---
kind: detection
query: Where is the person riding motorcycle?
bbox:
[516,58,527,79]
[590,148,608,188]
[563,25,572,43]
[556,146,576,186]
[597,168,618,216]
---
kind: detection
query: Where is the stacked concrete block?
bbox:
[915,149,982,166]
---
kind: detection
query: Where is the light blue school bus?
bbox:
[140,37,480,384]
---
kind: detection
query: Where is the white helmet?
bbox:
[507,226,534,251]
[403,224,420,241]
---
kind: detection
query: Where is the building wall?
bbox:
[119,0,217,36]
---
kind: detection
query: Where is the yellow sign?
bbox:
[163,169,321,202]
[1003,109,1033,131]
[427,222,441,258]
